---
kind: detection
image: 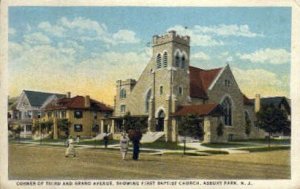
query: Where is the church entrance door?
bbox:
[156,110,165,131]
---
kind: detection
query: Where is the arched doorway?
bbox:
[156,110,165,131]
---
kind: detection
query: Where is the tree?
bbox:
[57,119,71,138]
[256,104,289,148]
[122,112,147,160]
[178,114,204,155]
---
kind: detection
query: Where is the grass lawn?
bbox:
[78,139,119,146]
[239,146,290,152]
[141,141,193,150]
[9,144,290,179]
[201,142,253,148]
[198,150,229,154]
[233,138,290,145]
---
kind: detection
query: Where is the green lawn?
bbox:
[141,141,193,150]
[78,139,119,146]
[198,150,229,154]
[233,138,290,145]
[9,144,290,179]
[239,146,290,152]
[201,142,252,148]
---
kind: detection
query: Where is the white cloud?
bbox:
[23,32,51,45]
[168,25,223,46]
[237,48,290,64]
[37,17,140,46]
[194,24,263,38]
[191,51,211,61]
[38,21,66,37]
[232,67,289,97]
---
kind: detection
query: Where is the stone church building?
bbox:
[113,31,265,143]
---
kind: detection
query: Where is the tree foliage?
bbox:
[245,119,252,136]
[123,112,147,141]
[256,104,289,136]
[57,119,71,136]
[178,114,204,139]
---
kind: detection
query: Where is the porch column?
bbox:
[100,119,104,133]
[111,119,115,133]
[53,118,58,140]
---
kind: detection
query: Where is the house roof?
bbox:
[189,66,223,99]
[173,103,223,117]
[249,96,291,114]
[23,90,65,107]
[45,96,113,112]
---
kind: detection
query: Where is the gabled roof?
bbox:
[45,96,113,112]
[23,90,65,107]
[250,96,291,114]
[173,103,223,117]
[189,66,223,99]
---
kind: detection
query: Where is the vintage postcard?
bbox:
[1,0,300,188]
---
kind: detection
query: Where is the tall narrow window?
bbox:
[163,52,168,67]
[181,55,186,68]
[120,88,126,99]
[160,86,163,95]
[175,52,180,67]
[120,105,126,113]
[221,97,232,126]
[178,86,183,96]
[145,89,152,113]
[156,54,162,69]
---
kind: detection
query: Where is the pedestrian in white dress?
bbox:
[120,133,129,160]
[65,136,76,158]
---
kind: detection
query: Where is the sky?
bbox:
[8,7,291,105]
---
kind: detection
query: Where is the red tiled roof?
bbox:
[173,104,223,116]
[45,96,113,112]
[189,66,223,99]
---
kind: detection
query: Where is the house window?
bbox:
[92,124,99,132]
[160,86,163,95]
[175,52,180,67]
[178,86,183,96]
[93,112,97,119]
[156,53,162,69]
[163,52,168,67]
[54,111,58,118]
[74,110,83,119]
[145,89,152,113]
[74,124,83,132]
[181,55,186,68]
[221,97,232,126]
[26,125,32,131]
[47,112,52,118]
[225,79,231,87]
[120,105,126,113]
[120,88,126,99]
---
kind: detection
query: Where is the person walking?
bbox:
[132,137,140,160]
[119,133,129,160]
[103,132,109,149]
[65,136,76,158]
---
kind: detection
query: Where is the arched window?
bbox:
[160,86,163,95]
[181,55,186,68]
[145,89,152,113]
[120,88,126,99]
[156,54,162,69]
[178,86,183,96]
[175,52,180,67]
[221,97,232,126]
[163,52,168,67]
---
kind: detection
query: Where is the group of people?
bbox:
[64,132,140,161]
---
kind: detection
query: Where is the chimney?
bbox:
[84,95,90,108]
[67,92,71,98]
[255,94,261,113]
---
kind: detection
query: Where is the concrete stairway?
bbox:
[140,132,165,143]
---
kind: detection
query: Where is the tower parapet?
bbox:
[152,30,190,47]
